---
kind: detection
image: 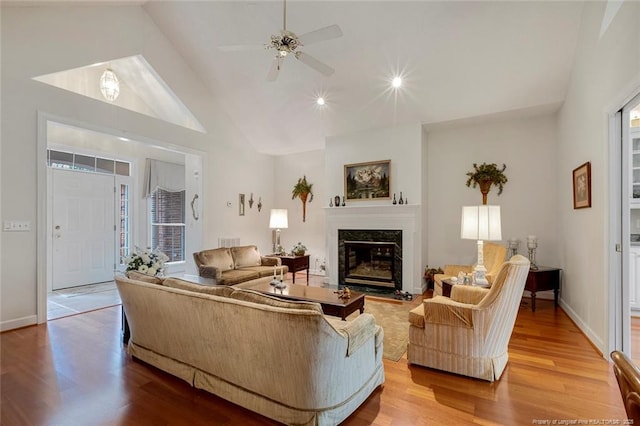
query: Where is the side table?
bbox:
[525,266,561,312]
[442,278,489,298]
[276,254,310,285]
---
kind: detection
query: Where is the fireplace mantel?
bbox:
[325,204,423,294]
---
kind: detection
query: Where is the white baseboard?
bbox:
[559,299,605,357]
[1,315,37,332]
[309,269,326,276]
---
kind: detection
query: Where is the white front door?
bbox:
[52,169,115,290]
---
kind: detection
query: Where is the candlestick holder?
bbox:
[508,239,520,258]
[526,238,539,270]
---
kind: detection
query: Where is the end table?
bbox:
[276,254,310,285]
[525,266,561,312]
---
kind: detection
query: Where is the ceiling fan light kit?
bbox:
[220,0,342,81]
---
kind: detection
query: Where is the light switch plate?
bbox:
[3,220,31,231]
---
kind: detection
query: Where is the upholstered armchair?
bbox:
[433,242,508,296]
[611,350,640,423]
[408,255,530,381]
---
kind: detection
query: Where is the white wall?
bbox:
[556,1,640,353]
[325,123,423,207]
[275,150,326,273]
[1,5,275,330]
[425,113,559,269]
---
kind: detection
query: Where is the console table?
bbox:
[276,254,310,285]
[525,266,561,312]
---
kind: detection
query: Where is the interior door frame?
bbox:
[608,89,640,356]
[36,112,205,324]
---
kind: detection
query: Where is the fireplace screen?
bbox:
[344,241,395,288]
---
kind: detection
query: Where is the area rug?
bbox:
[347,297,412,362]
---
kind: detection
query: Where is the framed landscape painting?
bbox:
[572,161,591,209]
[344,160,391,200]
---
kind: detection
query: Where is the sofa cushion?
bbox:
[218,269,261,286]
[229,289,323,313]
[231,245,262,268]
[244,265,288,278]
[126,270,163,284]
[162,278,235,297]
[197,248,234,272]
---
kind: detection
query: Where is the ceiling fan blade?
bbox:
[218,44,265,52]
[266,57,281,81]
[294,51,334,76]
[298,24,343,46]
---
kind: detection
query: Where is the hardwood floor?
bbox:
[1,274,629,425]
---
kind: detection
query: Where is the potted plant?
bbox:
[292,242,307,256]
[291,175,314,222]
[465,162,508,204]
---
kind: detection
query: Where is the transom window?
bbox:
[47,149,130,176]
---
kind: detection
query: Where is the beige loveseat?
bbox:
[116,275,385,426]
[193,245,288,285]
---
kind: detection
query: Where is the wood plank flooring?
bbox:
[1,274,629,425]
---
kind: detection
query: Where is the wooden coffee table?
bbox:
[246,281,365,320]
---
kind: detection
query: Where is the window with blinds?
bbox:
[150,189,186,262]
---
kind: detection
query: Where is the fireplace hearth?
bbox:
[338,230,402,291]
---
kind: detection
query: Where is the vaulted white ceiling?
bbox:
[141,1,584,154]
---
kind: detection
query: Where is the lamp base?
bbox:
[472,259,489,286]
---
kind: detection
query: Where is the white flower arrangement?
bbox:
[125,246,169,277]
[291,242,307,256]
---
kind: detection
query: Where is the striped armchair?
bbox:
[408,255,530,381]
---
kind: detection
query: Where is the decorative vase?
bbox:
[392,193,397,205]
[329,197,333,207]
[341,196,345,207]
[398,192,404,205]
[479,180,492,205]
[334,195,340,207]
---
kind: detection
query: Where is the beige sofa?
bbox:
[116,275,385,426]
[193,245,288,286]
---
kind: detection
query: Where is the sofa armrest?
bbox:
[261,256,282,267]
[450,285,489,305]
[327,313,377,356]
[423,297,476,328]
[198,265,222,280]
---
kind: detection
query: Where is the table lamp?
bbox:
[461,205,502,286]
[269,209,288,254]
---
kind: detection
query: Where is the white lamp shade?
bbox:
[461,205,502,241]
[269,209,288,229]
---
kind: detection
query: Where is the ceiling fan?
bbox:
[218,0,343,81]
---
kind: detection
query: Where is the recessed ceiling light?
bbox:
[391,77,402,89]
[316,97,326,106]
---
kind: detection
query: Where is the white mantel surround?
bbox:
[324,205,423,295]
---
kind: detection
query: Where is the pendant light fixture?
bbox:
[99,68,120,102]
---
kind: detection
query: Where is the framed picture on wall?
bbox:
[344,160,391,200]
[572,161,591,209]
